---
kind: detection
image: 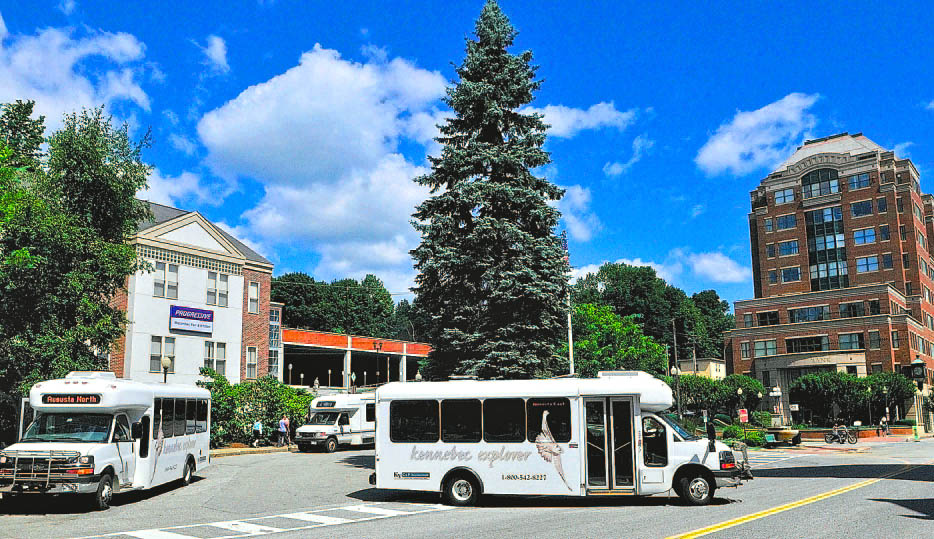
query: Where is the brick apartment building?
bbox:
[108,201,280,386]
[724,133,933,427]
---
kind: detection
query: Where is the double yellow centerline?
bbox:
[667,464,918,539]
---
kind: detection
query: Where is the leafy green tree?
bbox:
[721,374,766,414]
[564,304,667,378]
[389,298,430,342]
[0,100,44,170]
[0,106,150,442]
[691,290,734,358]
[411,1,568,380]
[271,272,394,337]
[866,372,916,420]
[662,374,725,417]
[790,371,857,424]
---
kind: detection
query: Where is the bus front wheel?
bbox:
[92,473,113,510]
[677,473,713,506]
[324,437,338,453]
[442,475,479,507]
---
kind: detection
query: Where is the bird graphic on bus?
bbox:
[151,414,164,483]
[535,410,572,491]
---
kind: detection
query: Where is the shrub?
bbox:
[743,430,766,447]
[722,425,742,439]
[752,411,772,427]
[892,419,916,427]
[714,414,732,425]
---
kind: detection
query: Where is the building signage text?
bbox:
[41,394,101,405]
[169,305,214,333]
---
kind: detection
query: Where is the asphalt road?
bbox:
[1,440,931,539]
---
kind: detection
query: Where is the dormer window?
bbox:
[801,169,839,199]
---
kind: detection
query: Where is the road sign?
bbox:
[738,409,748,423]
[350,372,357,382]
[702,409,708,423]
[789,404,799,412]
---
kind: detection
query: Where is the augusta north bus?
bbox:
[0,371,210,510]
[371,371,751,506]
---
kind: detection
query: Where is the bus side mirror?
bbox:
[131,422,142,440]
[706,421,716,441]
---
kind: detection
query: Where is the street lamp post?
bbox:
[300,372,304,387]
[415,370,423,382]
[737,388,745,439]
[867,387,873,426]
[670,367,682,419]
[882,386,889,431]
[328,369,332,388]
[288,363,293,385]
[161,356,172,384]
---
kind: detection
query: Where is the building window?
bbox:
[248,282,260,314]
[786,336,830,353]
[740,342,750,359]
[801,168,840,199]
[840,302,865,318]
[150,336,175,373]
[914,202,923,221]
[856,256,879,273]
[789,305,830,323]
[779,240,799,256]
[766,244,776,258]
[877,197,887,213]
[892,330,900,349]
[776,214,796,230]
[153,262,178,299]
[879,225,890,241]
[246,347,257,379]
[268,349,279,377]
[768,270,778,284]
[782,267,801,282]
[900,225,907,241]
[775,188,794,204]
[851,200,873,218]
[848,172,870,190]
[882,253,893,269]
[868,299,880,315]
[907,281,913,295]
[903,253,911,269]
[897,196,905,213]
[853,228,876,245]
[919,233,928,250]
[207,271,229,307]
[757,311,779,326]
[270,309,280,324]
[203,341,226,376]
[269,324,281,349]
[839,333,865,350]
[743,313,754,328]
[871,363,883,374]
[761,370,771,388]
[846,365,858,375]
[811,233,845,252]
[754,340,777,357]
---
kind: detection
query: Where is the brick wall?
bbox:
[108,280,129,377]
[241,269,271,380]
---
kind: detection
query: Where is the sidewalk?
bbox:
[210,445,295,459]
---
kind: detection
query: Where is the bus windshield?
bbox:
[308,412,340,425]
[661,414,700,441]
[21,413,113,443]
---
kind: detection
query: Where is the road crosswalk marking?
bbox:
[746,451,797,467]
[75,502,455,539]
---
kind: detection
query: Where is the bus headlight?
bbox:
[0,455,7,465]
[78,455,93,465]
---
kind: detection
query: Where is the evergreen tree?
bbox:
[412,1,568,380]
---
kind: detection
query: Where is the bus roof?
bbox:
[311,393,375,408]
[376,371,674,412]
[30,372,209,412]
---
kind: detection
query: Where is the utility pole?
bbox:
[693,343,697,375]
[671,319,679,373]
[567,289,575,375]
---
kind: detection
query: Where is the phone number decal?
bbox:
[501,473,546,481]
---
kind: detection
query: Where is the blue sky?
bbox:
[3,1,934,308]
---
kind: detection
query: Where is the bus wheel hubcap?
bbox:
[102,482,112,502]
[452,480,472,500]
[689,478,708,499]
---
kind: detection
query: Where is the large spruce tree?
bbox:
[412,1,568,380]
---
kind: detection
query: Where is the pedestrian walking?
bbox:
[284,415,292,447]
[252,419,264,447]
[277,415,288,447]
[880,415,888,435]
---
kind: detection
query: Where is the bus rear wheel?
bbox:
[442,475,479,507]
[92,473,113,510]
[181,459,194,486]
[677,473,713,506]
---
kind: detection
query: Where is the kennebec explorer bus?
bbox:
[0,371,210,510]
[371,371,751,506]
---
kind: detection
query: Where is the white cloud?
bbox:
[571,257,683,284]
[0,14,7,42]
[197,44,446,289]
[162,109,179,126]
[199,35,229,73]
[169,133,197,155]
[558,184,601,242]
[524,102,637,138]
[695,92,820,176]
[686,252,749,283]
[0,21,149,130]
[137,169,212,208]
[893,141,913,158]
[58,0,77,15]
[690,204,705,218]
[603,133,654,177]
[926,100,934,111]
[216,221,270,259]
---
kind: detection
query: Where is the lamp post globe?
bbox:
[160,356,172,383]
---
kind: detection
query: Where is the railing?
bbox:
[0,450,82,487]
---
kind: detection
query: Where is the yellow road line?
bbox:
[667,465,916,539]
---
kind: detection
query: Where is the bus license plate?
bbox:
[63,483,78,492]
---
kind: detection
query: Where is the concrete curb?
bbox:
[210,446,293,459]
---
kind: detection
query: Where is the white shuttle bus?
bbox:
[296,393,376,453]
[0,371,211,510]
[371,371,751,506]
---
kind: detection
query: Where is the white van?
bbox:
[370,371,751,506]
[295,394,375,453]
[0,371,211,510]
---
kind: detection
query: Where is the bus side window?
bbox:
[114,414,131,442]
[642,417,668,467]
[153,398,162,436]
[197,399,208,433]
[174,399,186,437]
[390,400,439,443]
[441,399,481,443]
[483,398,525,442]
[161,398,174,438]
[527,398,571,443]
[365,403,375,423]
[186,398,196,434]
[139,416,151,458]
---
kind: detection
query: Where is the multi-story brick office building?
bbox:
[724,133,933,426]
[108,201,279,386]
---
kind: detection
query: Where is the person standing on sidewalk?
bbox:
[880,415,888,435]
[277,415,288,447]
[252,419,264,447]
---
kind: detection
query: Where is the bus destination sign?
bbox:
[42,394,102,405]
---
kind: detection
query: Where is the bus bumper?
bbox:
[712,467,753,488]
[0,475,101,495]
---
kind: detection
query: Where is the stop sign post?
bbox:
[739,408,749,440]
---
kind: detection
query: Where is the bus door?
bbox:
[584,397,635,491]
[17,397,35,442]
[113,413,136,486]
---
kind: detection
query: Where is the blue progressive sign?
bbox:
[169,305,214,333]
